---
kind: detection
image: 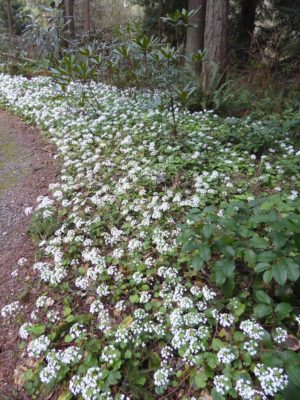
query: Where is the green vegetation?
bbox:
[0,0,299,399]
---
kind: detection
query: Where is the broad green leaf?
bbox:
[202,224,215,239]
[255,262,270,273]
[272,263,288,285]
[249,236,268,249]
[193,371,208,389]
[244,249,256,267]
[191,255,204,270]
[222,260,235,278]
[284,258,300,282]
[275,302,293,317]
[199,243,211,262]
[29,324,45,335]
[254,290,272,305]
[254,304,272,318]
[287,366,300,389]
[263,269,273,284]
[212,338,224,351]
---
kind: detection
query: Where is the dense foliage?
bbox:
[0,74,299,399]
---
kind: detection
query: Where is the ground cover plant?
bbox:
[0,73,300,400]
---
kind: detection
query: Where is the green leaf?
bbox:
[136,374,147,386]
[284,258,300,282]
[254,290,272,305]
[222,260,235,278]
[199,243,211,262]
[263,269,273,284]
[205,353,217,369]
[222,245,235,257]
[29,324,45,335]
[254,304,272,318]
[215,269,226,286]
[107,371,121,385]
[202,224,215,239]
[272,263,288,285]
[124,350,132,359]
[287,366,300,389]
[191,255,204,270]
[212,339,224,351]
[295,233,300,251]
[261,352,284,368]
[193,371,208,389]
[244,249,256,267]
[63,306,72,316]
[65,315,74,323]
[64,334,73,343]
[275,302,293,318]
[249,236,268,249]
[255,262,270,273]
[129,294,139,304]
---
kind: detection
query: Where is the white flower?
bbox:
[240,319,265,340]
[154,367,173,388]
[254,364,288,396]
[217,347,236,364]
[218,313,234,327]
[1,301,22,318]
[214,375,231,395]
[27,335,50,358]
[273,327,288,344]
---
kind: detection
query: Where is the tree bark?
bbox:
[68,0,75,39]
[238,0,257,59]
[185,0,206,58]
[203,0,229,88]
[5,0,13,43]
[83,0,91,34]
[158,0,164,40]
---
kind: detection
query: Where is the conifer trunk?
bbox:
[203,0,229,89]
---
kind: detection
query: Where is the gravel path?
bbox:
[0,110,57,398]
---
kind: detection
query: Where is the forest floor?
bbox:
[0,110,57,398]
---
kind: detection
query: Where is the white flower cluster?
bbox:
[214,374,231,395]
[273,327,288,344]
[1,301,22,318]
[240,319,265,340]
[217,347,236,364]
[235,378,264,400]
[69,323,87,340]
[27,335,51,358]
[254,364,288,396]
[153,366,173,388]
[70,367,108,400]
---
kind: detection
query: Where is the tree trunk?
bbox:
[238,0,257,59]
[68,0,75,39]
[158,0,164,40]
[5,0,13,45]
[203,0,229,89]
[83,0,91,34]
[186,0,206,59]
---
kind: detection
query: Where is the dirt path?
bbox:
[0,110,57,398]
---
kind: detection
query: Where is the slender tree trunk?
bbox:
[158,0,164,40]
[68,0,75,40]
[203,0,229,89]
[186,0,206,58]
[238,0,257,60]
[83,0,91,34]
[5,0,13,47]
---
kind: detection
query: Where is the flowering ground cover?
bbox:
[0,73,299,400]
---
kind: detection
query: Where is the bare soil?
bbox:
[0,110,58,399]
